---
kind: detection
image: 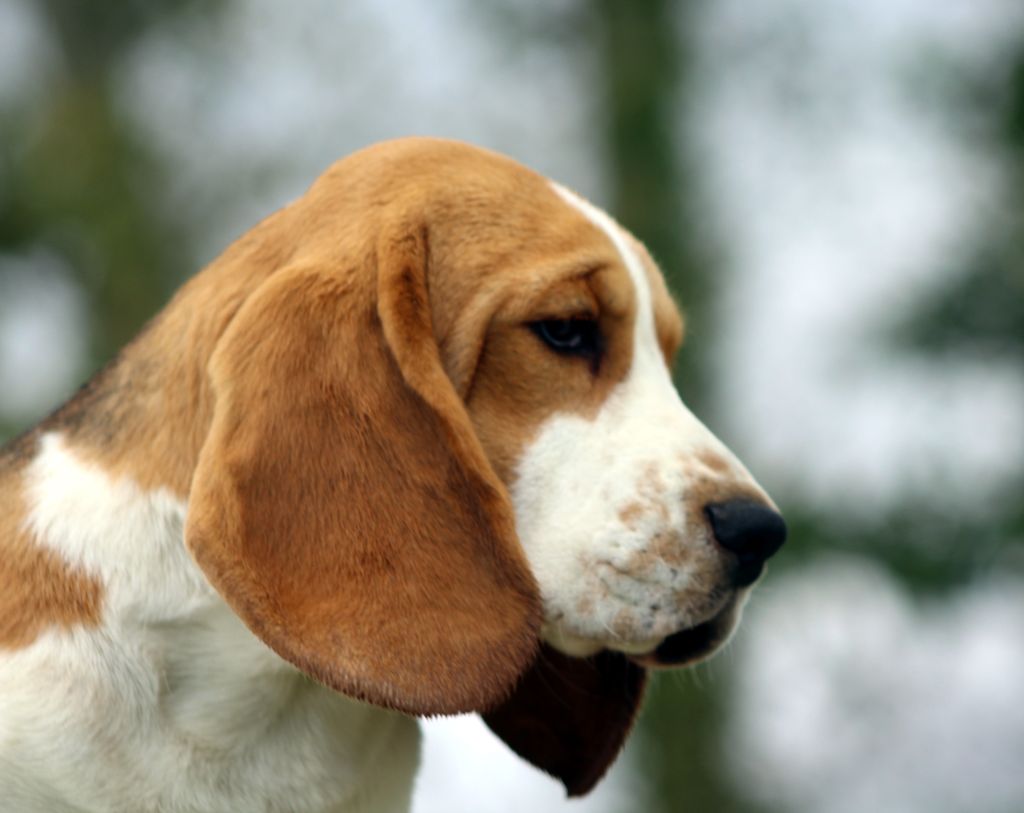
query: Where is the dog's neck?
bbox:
[3,433,420,813]
[27,208,301,500]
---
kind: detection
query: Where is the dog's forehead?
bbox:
[549,183,684,362]
[307,138,684,364]
[312,140,639,265]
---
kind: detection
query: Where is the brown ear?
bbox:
[483,645,647,797]
[185,227,541,715]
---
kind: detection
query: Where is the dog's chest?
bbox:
[0,437,421,812]
[0,614,421,812]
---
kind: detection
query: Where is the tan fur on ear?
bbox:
[483,646,647,796]
[185,225,541,714]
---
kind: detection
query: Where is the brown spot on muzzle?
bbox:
[624,529,692,574]
[618,501,645,529]
[697,450,730,474]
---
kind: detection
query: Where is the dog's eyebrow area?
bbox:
[550,183,684,368]
[496,271,605,324]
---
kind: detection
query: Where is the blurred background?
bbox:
[2,0,1023,810]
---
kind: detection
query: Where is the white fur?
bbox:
[0,434,419,813]
[512,185,767,657]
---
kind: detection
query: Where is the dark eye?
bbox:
[530,319,602,360]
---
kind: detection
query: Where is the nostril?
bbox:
[705,499,787,565]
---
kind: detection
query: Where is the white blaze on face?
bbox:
[510,183,767,657]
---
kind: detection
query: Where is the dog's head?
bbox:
[183,138,785,794]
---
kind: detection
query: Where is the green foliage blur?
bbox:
[0,0,226,424]
[1,3,1022,812]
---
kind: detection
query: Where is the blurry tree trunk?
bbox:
[590,0,712,412]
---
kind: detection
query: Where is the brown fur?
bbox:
[483,645,646,797]
[0,457,103,648]
[697,450,731,474]
[0,137,686,790]
[618,501,646,529]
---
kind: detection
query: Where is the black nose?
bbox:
[705,499,787,587]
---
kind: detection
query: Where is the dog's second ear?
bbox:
[484,645,647,797]
[185,224,540,715]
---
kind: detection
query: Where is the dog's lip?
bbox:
[626,602,736,669]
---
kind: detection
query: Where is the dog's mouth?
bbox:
[626,600,738,669]
[541,591,742,666]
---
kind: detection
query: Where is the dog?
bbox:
[0,138,785,812]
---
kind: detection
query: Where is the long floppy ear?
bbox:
[483,646,647,796]
[185,226,541,715]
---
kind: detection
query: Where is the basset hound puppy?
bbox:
[0,138,785,812]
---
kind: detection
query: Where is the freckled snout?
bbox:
[705,499,787,587]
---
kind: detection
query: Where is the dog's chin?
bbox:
[626,603,738,669]
[541,598,741,668]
